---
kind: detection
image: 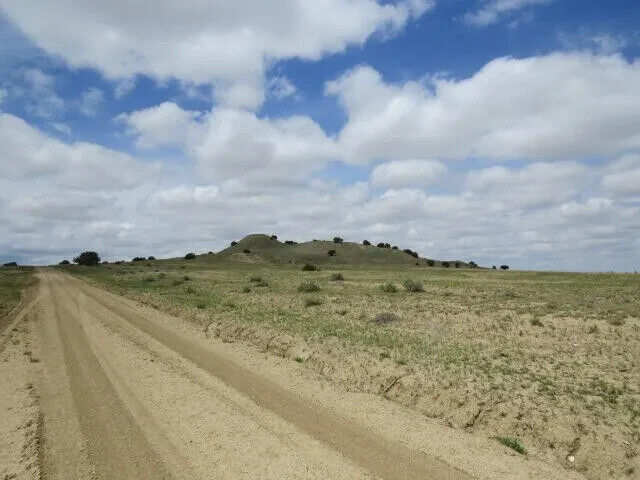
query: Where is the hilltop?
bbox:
[185,234,475,267]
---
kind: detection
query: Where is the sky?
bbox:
[1,0,639,271]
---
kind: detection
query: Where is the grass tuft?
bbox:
[298,281,320,293]
[497,436,526,454]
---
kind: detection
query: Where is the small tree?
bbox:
[285,240,297,245]
[377,242,385,248]
[392,245,399,250]
[243,249,251,254]
[270,235,277,240]
[73,251,101,266]
[426,259,435,266]
[469,261,478,268]
[455,261,461,268]
[147,256,156,261]
[363,240,371,246]
[442,261,450,268]
[328,249,336,256]
[184,253,196,260]
[500,265,510,271]
[59,259,70,265]
[132,256,145,262]
[333,237,344,243]
[384,243,391,249]
[492,265,497,270]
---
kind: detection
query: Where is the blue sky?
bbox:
[1,0,639,270]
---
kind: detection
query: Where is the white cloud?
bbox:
[0,113,157,190]
[371,159,446,188]
[120,103,339,186]
[464,0,553,26]
[1,0,433,109]
[327,53,640,163]
[267,76,298,100]
[465,161,588,209]
[0,87,6,103]
[78,87,105,116]
[118,102,203,149]
[602,154,640,197]
[20,68,65,119]
[114,78,136,99]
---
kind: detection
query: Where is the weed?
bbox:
[302,263,317,271]
[530,317,544,327]
[607,317,625,326]
[497,436,526,454]
[372,312,400,324]
[304,297,322,307]
[294,356,305,363]
[196,303,207,309]
[249,275,263,282]
[298,281,320,293]
[330,272,344,281]
[380,283,397,293]
[402,279,424,292]
[242,285,251,293]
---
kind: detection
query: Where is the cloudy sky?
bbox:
[1,0,639,271]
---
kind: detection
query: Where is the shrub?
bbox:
[372,312,400,325]
[249,275,263,282]
[442,261,450,268]
[254,280,269,288]
[379,283,397,293]
[327,249,336,256]
[377,242,385,248]
[270,235,277,240]
[298,281,320,292]
[607,317,625,326]
[363,240,371,246]
[330,272,344,281]
[304,297,322,307]
[469,261,478,268]
[492,265,497,270]
[208,251,214,255]
[455,261,461,268]
[301,263,317,271]
[147,256,156,261]
[184,253,196,260]
[196,303,207,310]
[426,259,435,267]
[3,262,18,267]
[392,246,399,250]
[231,241,237,246]
[333,237,344,243]
[530,318,544,327]
[496,437,526,455]
[59,260,70,265]
[402,279,424,292]
[500,265,510,271]
[73,251,101,266]
[132,256,145,262]
[285,240,297,245]
[403,249,419,258]
[243,249,251,254]
[384,243,391,249]
[242,285,251,293]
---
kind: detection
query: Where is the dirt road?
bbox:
[1,271,584,479]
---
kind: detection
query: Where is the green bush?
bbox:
[372,312,400,324]
[298,281,320,292]
[249,275,263,282]
[327,249,336,256]
[379,283,397,293]
[184,252,196,260]
[426,259,435,267]
[301,263,317,271]
[442,261,450,268]
[402,279,424,292]
[330,272,344,281]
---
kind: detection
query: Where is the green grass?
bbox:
[0,267,37,320]
[496,436,526,454]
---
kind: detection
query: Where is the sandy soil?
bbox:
[0,270,586,479]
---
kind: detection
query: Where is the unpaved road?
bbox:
[1,271,584,480]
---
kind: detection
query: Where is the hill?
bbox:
[188,234,474,267]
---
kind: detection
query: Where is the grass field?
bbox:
[0,267,36,324]
[68,260,640,479]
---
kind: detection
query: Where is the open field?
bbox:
[1,270,581,480]
[67,260,640,479]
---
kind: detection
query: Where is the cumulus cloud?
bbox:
[0,113,157,190]
[0,0,433,109]
[267,76,298,100]
[370,159,446,188]
[78,87,105,116]
[327,53,640,163]
[20,68,64,119]
[464,0,554,26]
[120,103,340,186]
